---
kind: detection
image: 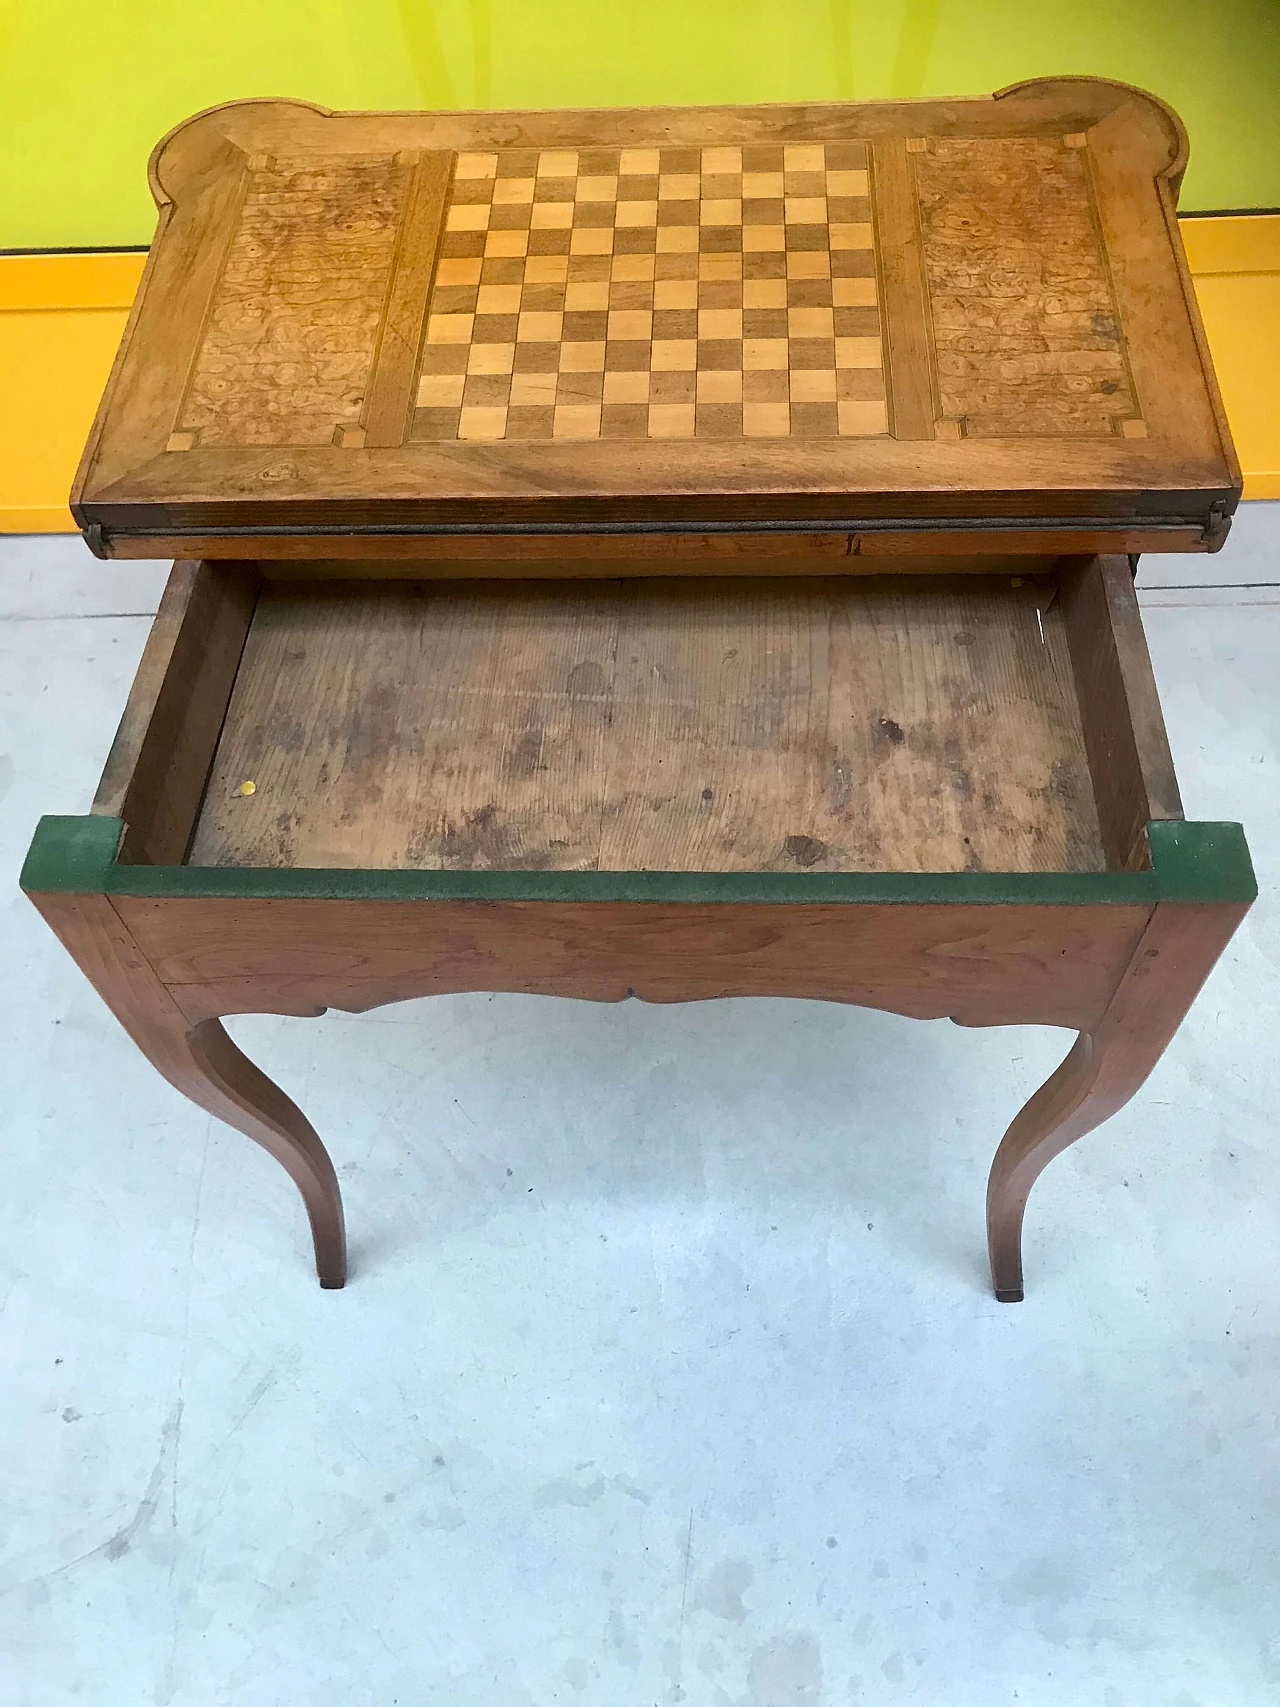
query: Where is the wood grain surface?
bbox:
[185,573,1106,875]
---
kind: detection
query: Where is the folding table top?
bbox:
[74,78,1239,558]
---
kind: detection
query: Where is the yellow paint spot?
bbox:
[238,780,256,796]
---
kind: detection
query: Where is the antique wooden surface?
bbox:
[74,78,1239,557]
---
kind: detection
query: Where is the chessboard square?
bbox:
[789,337,837,370]
[569,253,612,282]
[829,247,877,278]
[481,256,525,284]
[742,401,790,436]
[790,306,834,337]
[603,340,651,372]
[472,313,519,343]
[699,278,743,309]
[603,369,651,403]
[788,278,834,308]
[833,275,878,307]
[650,338,697,371]
[787,250,831,279]
[742,197,784,226]
[512,341,561,373]
[698,252,743,280]
[654,278,698,309]
[828,196,872,225]
[577,148,621,175]
[784,170,826,198]
[696,402,743,437]
[488,202,535,232]
[446,203,490,232]
[467,341,516,376]
[790,368,837,402]
[485,230,529,257]
[743,225,785,252]
[649,369,696,405]
[427,313,474,344]
[653,307,697,340]
[700,172,742,200]
[742,337,788,370]
[560,339,606,372]
[785,225,829,253]
[743,307,788,338]
[649,403,696,438]
[701,147,742,174]
[505,404,556,439]
[574,201,616,230]
[656,227,700,253]
[783,144,825,172]
[566,279,611,310]
[455,152,498,179]
[743,251,786,280]
[440,229,485,260]
[839,400,889,435]
[563,309,609,341]
[493,177,535,204]
[700,227,742,254]
[743,277,788,308]
[658,173,700,200]
[826,168,869,196]
[463,373,512,407]
[610,279,653,311]
[616,200,658,227]
[557,369,605,404]
[697,368,742,402]
[699,307,743,339]
[830,223,874,250]
[836,368,887,402]
[534,176,577,203]
[620,147,661,175]
[420,342,470,376]
[528,229,571,256]
[436,256,484,287]
[742,368,789,403]
[825,141,869,170]
[571,228,614,255]
[518,312,563,344]
[697,338,743,372]
[476,283,522,314]
[575,174,618,202]
[741,171,784,198]
[553,404,602,439]
[600,402,651,438]
[531,202,574,229]
[834,306,881,338]
[700,198,742,226]
[790,401,839,437]
[523,282,568,313]
[614,228,657,255]
[660,146,702,173]
[611,252,657,281]
[431,284,480,315]
[608,308,652,340]
[417,372,467,407]
[509,371,559,406]
[836,335,883,368]
[655,252,700,282]
[498,147,540,177]
[413,406,461,440]
[539,149,579,177]
[656,199,698,228]
[741,143,785,172]
[458,405,508,440]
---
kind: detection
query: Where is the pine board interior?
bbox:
[187,575,1107,874]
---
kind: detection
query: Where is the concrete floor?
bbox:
[1,513,1277,1707]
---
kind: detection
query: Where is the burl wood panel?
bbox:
[187,574,1106,875]
[912,136,1140,438]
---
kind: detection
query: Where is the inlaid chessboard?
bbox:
[412,142,887,443]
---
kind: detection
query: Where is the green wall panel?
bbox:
[2,0,1277,248]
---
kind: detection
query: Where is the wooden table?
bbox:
[23,79,1255,1299]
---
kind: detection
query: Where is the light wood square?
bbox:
[826,168,869,196]
[838,399,888,434]
[604,370,651,403]
[467,342,516,375]
[787,251,830,279]
[743,401,791,435]
[698,253,742,280]
[743,225,785,252]
[654,279,698,309]
[656,228,699,253]
[455,152,498,179]
[742,171,784,198]
[446,204,490,232]
[790,306,834,337]
[476,283,522,314]
[576,175,618,202]
[485,231,529,257]
[836,335,882,368]
[427,313,474,344]
[699,307,743,338]
[701,199,742,226]
[697,370,742,403]
[612,253,656,281]
[790,369,837,402]
[518,310,564,341]
[784,144,825,172]
[833,276,878,307]
[744,278,787,308]
[830,223,874,250]
[701,147,742,173]
[608,309,653,340]
[620,148,661,174]
[651,339,697,371]
[531,202,574,229]
[525,255,569,283]
[553,404,602,439]
[458,405,508,440]
[616,200,658,227]
[436,257,483,286]
[565,280,610,310]
[560,341,606,372]
[571,229,614,255]
[649,403,696,438]
[658,173,700,201]
[539,150,578,176]
[785,196,827,225]
[493,177,535,204]
[509,372,559,406]
[743,338,788,370]
[417,372,466,407]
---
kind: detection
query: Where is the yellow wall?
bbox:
[2,1,1279,247]
[2,220,1276,533]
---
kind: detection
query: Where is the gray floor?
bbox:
[1,513,1277,1707]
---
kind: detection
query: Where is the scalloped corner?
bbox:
[147,97,335,209]
[993,75,1188,188]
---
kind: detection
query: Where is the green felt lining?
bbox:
[20,815,1257,907]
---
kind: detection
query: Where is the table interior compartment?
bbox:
[95,559,1178,877]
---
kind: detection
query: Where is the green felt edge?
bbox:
[20,815,1257,908]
